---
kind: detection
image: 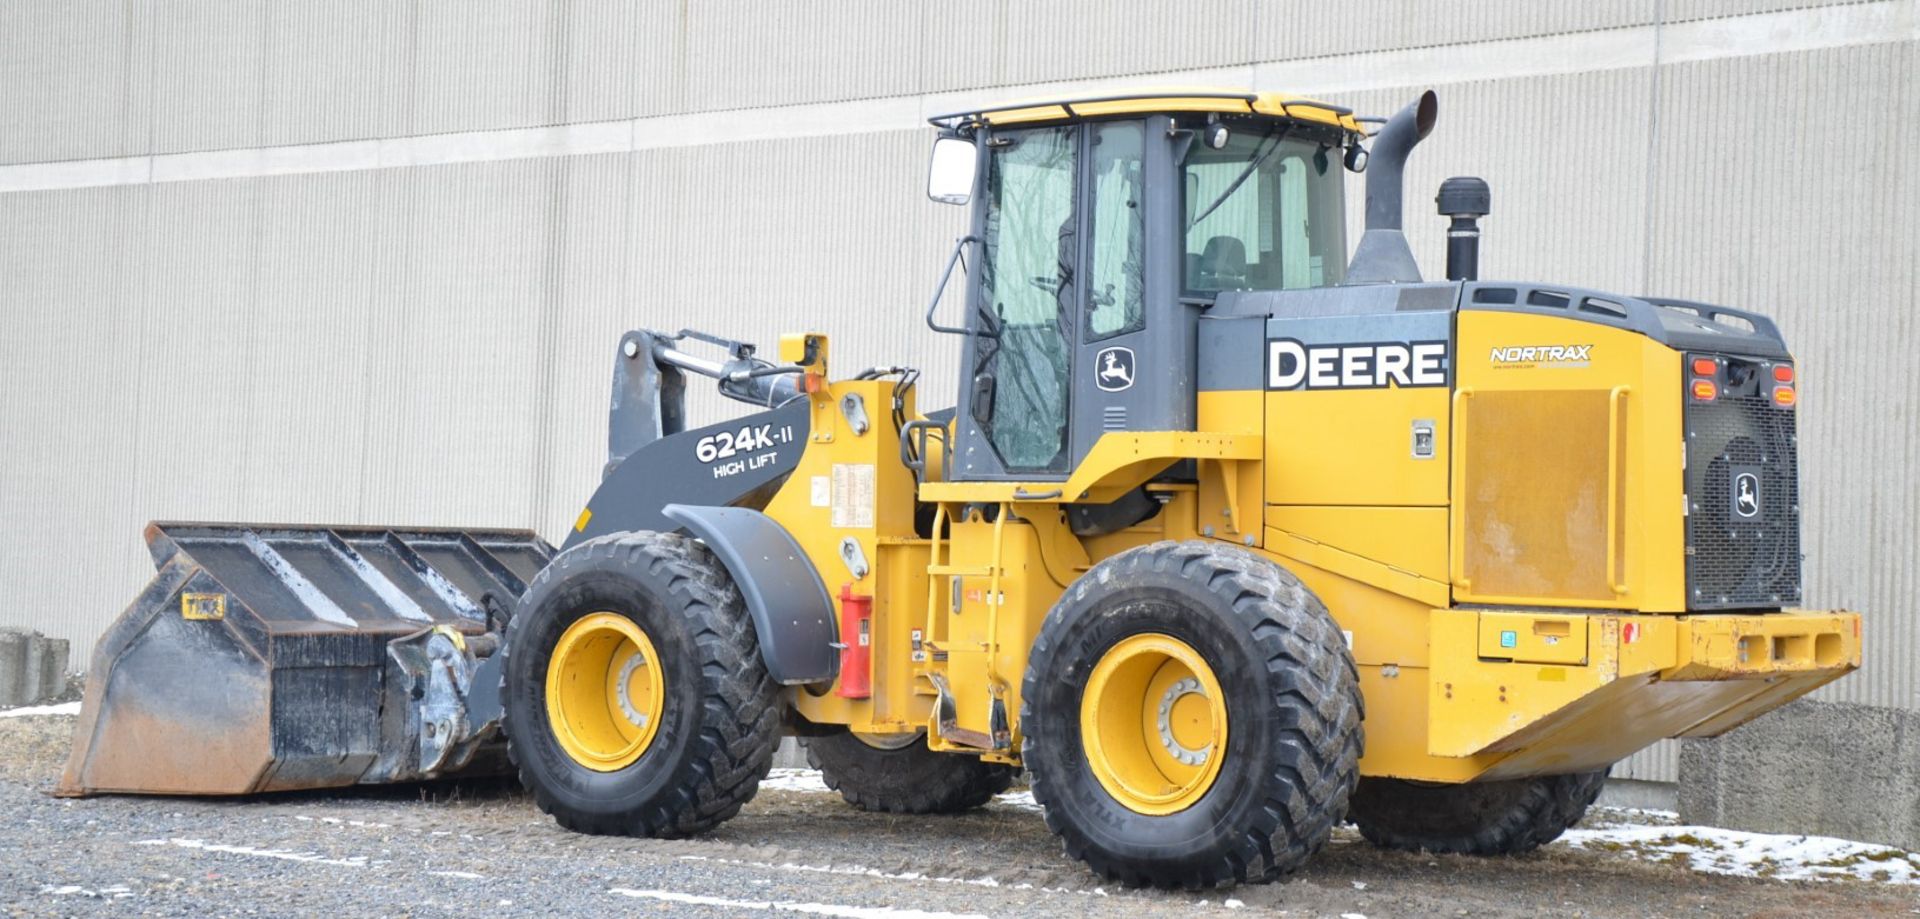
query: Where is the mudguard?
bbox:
[660,504,838,686]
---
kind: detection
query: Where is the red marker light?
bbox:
[1774,386,1796,407]
[1692,379,1717,401]
[1772,365,1794,383]
[1692,358,1718,376]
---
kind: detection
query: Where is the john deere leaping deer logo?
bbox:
[1734,472,1761,518]
[1095,347,1135,392]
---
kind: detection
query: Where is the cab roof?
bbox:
[929,88,1364,134]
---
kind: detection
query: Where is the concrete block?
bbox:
[773,737,809,770]
[40,637,68,700]
[1598,777,1678,813]
[0,628,71,707]
[0,630,23,705]
[1680,698,1920,851]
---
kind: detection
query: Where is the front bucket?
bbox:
[58,522,554,797]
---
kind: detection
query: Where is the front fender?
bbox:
[661,504,837,687]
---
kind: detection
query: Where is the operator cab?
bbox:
[925,90,1366,482]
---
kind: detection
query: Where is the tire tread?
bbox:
[1023,540,1365,889]
[803,733,1017,814]
[1349,768,1610,855]
[502,531,780,839]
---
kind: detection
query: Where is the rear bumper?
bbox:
[1428,608,1859,780]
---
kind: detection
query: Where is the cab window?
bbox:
[975,125,1076,473]
[1086,121,1145,340]
[1184,127,1346,293]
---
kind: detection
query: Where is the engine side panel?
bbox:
[1453,311,1686,611]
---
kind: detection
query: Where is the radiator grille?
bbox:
[1684,354,1800,608]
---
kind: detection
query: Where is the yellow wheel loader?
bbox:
[61,88,1861,888]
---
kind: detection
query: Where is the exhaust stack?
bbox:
[1345,90,1438,285]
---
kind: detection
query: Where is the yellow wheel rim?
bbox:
[1080,633,1228,815]
[545,612,664,772]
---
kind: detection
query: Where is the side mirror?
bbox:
[927,136,976,206]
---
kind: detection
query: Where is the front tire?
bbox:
[1022,541,1364,889]
[502,531,780,837]
[803,731,1017,814]
[1347,768,1609,855]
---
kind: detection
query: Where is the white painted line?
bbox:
[134,837,370,868]
[0,2,1909,195]
[290,814,394,829]
[608,888,990,919]
[0,701,79,718]
[1255,0,1915,93]
[674,853,1118,900]
[41,884,133,899]
[677,853,1012,891]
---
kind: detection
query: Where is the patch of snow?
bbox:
[134,837,368,868]
[0,701,79,718]
[609,888,989,919]
[993,789,1043,812]
[760,768,832,793]
[1224,899,1245,909]
[431,870,486,880]
[754,770,1052,820]
[1558,824,1920,885]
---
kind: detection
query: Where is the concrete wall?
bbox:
[1682,699,1920,851]
[2,1,1917,788]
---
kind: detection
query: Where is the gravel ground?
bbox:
[3,714,1915,918]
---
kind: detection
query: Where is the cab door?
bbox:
[952,125,1079,480]
[1069,119,1152,464]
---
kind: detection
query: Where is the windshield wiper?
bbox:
[1189,124,1291,229]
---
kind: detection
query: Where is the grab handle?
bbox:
[925,235,981,335]
[1605,386,1631,596]
[1449,388,1474,592]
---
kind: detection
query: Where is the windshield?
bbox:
[1184,128,1346,292]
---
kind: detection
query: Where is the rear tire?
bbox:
[502,531,780,837]
[1022,541,1364,889]
[803,731,1017,814]
[1347,768,1609,855]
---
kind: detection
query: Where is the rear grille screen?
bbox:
[1684,353,1801,608]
